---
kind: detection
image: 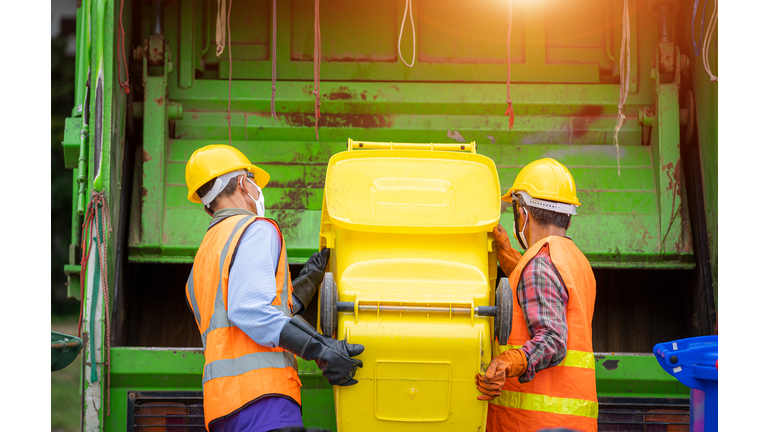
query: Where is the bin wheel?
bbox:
[319,272,338,338]
[495,277,513,346]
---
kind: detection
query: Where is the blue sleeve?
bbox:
[227,219,290,347]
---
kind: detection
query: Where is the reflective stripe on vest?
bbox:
[494,391,599,419]
[271,259,292,316]
[497,345,596,370]
[186,271,201,327]
[203,351,297,384]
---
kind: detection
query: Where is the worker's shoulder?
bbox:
[240,218,280,242]
[528,243,552,265]
[520,245,555,277]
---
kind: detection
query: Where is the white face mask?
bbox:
[240,175,266,217]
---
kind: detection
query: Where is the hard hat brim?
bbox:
[501,188,516,204]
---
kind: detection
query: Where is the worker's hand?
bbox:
[493,225,521,276]
[279,316,364,387]
[291,248,332,314]
[303,248,331,277]
[476,349,528,401]
[316,337,365,387]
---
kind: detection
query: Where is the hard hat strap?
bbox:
[200,170,246,208]
[512,199,530,251]
[515,190,578,215]
[239,175,266,217]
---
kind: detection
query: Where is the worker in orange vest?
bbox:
[183,145,364,431]
[476,158,597,432]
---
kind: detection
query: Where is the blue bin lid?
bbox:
[653,335,718,392]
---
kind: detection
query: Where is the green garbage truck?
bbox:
[59,0,717,429]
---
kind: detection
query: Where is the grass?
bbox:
[51,319,82,432]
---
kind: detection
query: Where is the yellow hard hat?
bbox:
[185,144,270,203]
[501,158,579,213]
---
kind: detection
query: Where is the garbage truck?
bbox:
[59,0,718,430]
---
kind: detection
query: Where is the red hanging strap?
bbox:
[118,0,130,94]
[227,0,234,145]
[79,191,113,416]
[270,0,278,119]
[505,0,514,129]
[312,0,322,140]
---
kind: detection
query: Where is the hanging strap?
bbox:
[271,0,278,119]
[227,0,234,144]
[613,0,630,177]
[398,0,415,67]
[691,0,708,56]
[216,0,227,56]
[504,0,514,129]
[118,0,130,94]
[80,191,113,416]
[312,0,322,140]
[702,0,718,82]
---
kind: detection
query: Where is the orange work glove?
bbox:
[476,349,529,401]
[493,225,521,276]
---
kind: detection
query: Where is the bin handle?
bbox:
[348,138,476,154]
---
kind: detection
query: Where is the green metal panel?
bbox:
[124,0,693,267]
[128,77,692,267]
[594,354,689,399]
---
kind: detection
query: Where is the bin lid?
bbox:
[324,150,500,234]
[653,336,718,391]
[51,331,83,372]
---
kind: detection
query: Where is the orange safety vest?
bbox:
[185,215,302,430]
[488,236,597,432]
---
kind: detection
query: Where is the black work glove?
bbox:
[315,338,365,387]
[278,316,364,386]
[291,248,331,314]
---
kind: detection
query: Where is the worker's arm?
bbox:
[516,245,569,383]
[493,225,522,276]
[227,220,292,347]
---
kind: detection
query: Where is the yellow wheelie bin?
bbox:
[317,139,514,431]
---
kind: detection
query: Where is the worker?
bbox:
[183,144,364,432]
[476,158,597,432]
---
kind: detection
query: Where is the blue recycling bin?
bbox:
[653,336,718,432]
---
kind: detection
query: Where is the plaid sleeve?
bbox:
[516,244,569,384]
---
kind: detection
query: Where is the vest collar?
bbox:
[209,207,256,229]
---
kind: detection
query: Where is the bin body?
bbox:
[653,336,718,432]
[320,147,501,431]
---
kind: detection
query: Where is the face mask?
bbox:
[512,196,530,250]
[240,175,266,217]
